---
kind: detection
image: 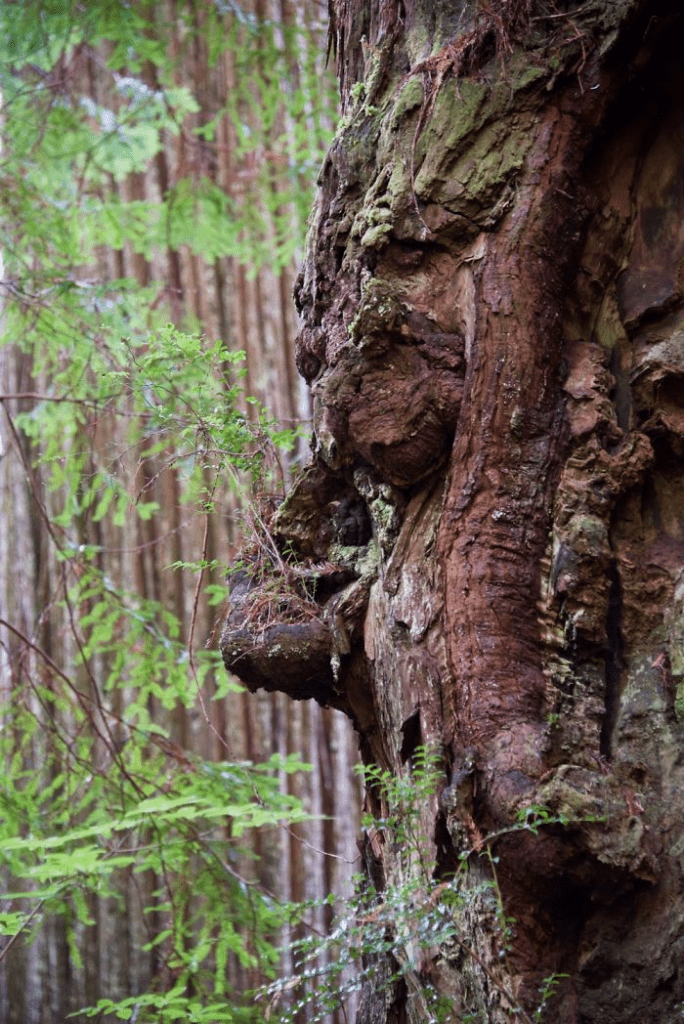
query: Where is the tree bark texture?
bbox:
[222,2,684,1021]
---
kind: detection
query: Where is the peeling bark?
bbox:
[222,2,684,1021]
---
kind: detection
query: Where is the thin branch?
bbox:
[0,392,116,404]
[0,891,62,965]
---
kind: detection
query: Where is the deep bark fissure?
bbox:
[600,559,623,758]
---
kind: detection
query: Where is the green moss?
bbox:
[371,495,396,528]
[334,101,384,166]
[353,203,393,250]
[359,222,391,249]
[366,205,393,226]
[675,682,684,723]
[504,51,548,93]
[403,23,431,67]
[348,277,401,341]
[328,538,380,578]
[414,95,533,214]
[463,129,519,190]
[667,580,684,720]
[390,76,424,128]
[421,79,488,156]
[350,81,366,105]
[514,64,547,91]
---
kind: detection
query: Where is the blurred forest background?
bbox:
[0,2,361,1022]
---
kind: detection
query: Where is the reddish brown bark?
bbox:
[222,2,684,1021]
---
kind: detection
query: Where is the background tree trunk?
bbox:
[223,1,684,1021]
[0,3,360,1021]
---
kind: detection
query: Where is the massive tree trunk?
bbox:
[222,1,684,1021]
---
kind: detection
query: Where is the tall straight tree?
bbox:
[222,1,684,1021]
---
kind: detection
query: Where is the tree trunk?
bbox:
[222,1,684,1021]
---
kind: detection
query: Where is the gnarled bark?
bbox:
[222,2,684,1021]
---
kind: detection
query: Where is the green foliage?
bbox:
[0,307,307,1021]
[0,698,310,1024]
[361,745,443,880]
[533,973,570,1023]
[0,0,336,280]
[514,802,605,834]
[0,2,335,1019]
[0,315,300,1017]
[262,749,457,1024]
[263,749,588,1024]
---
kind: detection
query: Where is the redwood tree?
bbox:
[222,1,684,1021]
